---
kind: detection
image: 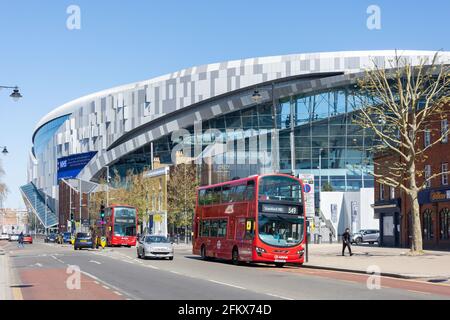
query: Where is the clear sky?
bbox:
[0,0,449,208]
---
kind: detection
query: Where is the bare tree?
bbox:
[0,160,8,205]
[354,52,450,254]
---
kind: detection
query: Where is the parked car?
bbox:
[61,232,72,244]
[44,233,58,243]
[23,234,33,244]
[0,233,9,240]
[351,229,380,245]
[137,235,174,260]
[74,232,94,250]
[9,234,19,242]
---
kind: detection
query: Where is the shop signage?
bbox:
[430,190,450,202]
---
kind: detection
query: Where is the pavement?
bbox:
[1,238,449,300]
[304,243,450,280]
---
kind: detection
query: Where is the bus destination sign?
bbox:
[261,204,299,215]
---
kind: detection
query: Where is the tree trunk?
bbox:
[409,191,423,253]
[408,157,424,255]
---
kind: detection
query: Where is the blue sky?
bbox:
[0,0,449,208]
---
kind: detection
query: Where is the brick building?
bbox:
[373,104,450,250]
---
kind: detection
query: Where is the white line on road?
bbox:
[94,281,99,285]
[170,271,181,275]
[209,280,246,290]
[145,264,159,270]
[265,293,294,300]
[407,290,431,295]
[102,285,110,290]
[89,260,101,265]
[113,291,123,296]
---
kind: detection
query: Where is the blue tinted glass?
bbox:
[34,115,70,156]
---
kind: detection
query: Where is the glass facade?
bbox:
[109,85,378,192]
[33,115,70,156]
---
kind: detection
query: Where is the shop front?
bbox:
[373,198,401,247]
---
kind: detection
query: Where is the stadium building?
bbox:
[20,50,450,238]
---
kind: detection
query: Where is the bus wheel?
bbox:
[275,262,285,268]
[232,248,240,265]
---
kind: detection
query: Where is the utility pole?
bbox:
[106,166,110,207]
[79,178,82,233]
[45,194,48,236]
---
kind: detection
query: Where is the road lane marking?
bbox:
[145,264,159,270]
[89,260,101,265]
[102,285,110,290]
[80,271,139,300]
[407,290,431,295]
[51,255,65,264]
[94,281,99,285]
[170,271,181,275]
[113,291,123,296]
[209,280,246,290]
[265,293,294,300]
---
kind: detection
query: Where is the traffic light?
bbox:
[70,211,74,221]
[100,204,105,221]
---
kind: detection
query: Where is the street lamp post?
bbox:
[0,86,23,101]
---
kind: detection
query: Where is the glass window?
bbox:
[198,189,206,205]
[439,209,449,240]
[423,210,434,240]
[258,175,302,202]
[425,165,431,188]
[218,220,227,238]
[442,163,448,186]
[424,128,431,148]
[379,184,385,201]
[210,220,219,237]
[244,181,255,200]
[221,185,232,203]
[441,119,448,144]
[201,220,210,237]
[258,214,304,247]
[145,236,170,243]
[245,219,255,240]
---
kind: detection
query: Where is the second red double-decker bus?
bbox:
[193,174,306,267]
[104,204,138,247]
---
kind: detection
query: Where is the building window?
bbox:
[390,186,395,200]
[439,209,450,240]
[423,210,434,240]
[379,183,385,201]
[424,128,431,148]
[441,119,448,144]
[442,163,448,186]
[425,165,432,188]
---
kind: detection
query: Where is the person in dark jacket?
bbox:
[18,232,24,248]
[342,228,353,256]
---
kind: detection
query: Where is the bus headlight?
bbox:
[255,247,266,255]
[297,249,305,257]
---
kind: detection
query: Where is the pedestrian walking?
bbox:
[18,231,24,248]
[342,228,353,256]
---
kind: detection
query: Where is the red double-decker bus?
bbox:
[104,204,138,247]
[193,174,306,267]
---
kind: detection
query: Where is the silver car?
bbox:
[137,235,174,260]
[351,229,380,245]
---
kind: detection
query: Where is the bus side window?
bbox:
[201,220,210,237]
[198,189,206,206]
[218,220,227,237]
[210,220,219,237]
[221,185,232,203]
[212,187,221,204]
[244,219,255,240]
[204,189,213,205]
[245,181,255,200]
[234,185,246,202]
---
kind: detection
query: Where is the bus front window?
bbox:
[258,176,302,202]
[258,214,304,247]
[114,207,137,237]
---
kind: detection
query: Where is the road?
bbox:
[2,238,450,300]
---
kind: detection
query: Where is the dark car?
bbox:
[23,234,33,244]
[45,233,58,243]
[74,233,94,250]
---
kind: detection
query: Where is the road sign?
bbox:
[299,174,315,218]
